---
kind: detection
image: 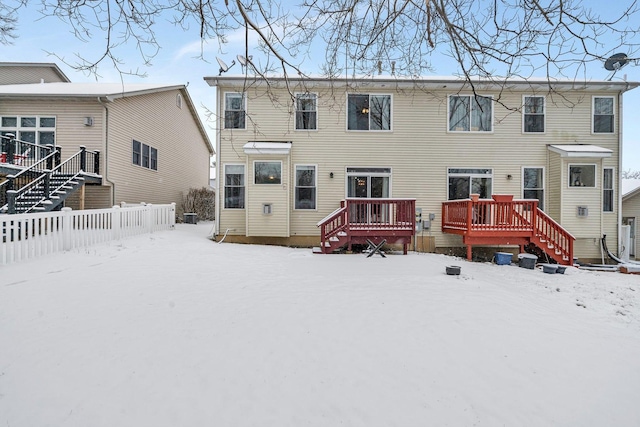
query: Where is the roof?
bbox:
[205,74,640,92]
[0,82,214,154]
[243,141,292,155]
[622,179,640,201]
[548,145,613,158]
[0,62,70,82]
[0,82,185,100]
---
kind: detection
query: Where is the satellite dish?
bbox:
[604,53,629,71]
[237,55,253,72]
[216,57,236,76]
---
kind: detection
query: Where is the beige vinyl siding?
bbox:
[216,80,626,258]
[0,99,104,157]
[246,157,290,237]
[560,161,603,238]
[0,65,68,85]
[106,89,210,206]
[65,185,113,210]
[547,152,562,221]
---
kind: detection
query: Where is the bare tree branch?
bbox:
[2,0,639,84]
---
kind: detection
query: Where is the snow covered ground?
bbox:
[1,223,639,426]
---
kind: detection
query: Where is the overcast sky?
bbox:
[3,2,639,171]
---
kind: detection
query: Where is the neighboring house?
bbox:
[1,63,214,212]
[0,62,70,85]
[622,179,640,259]
[205,75,638,262]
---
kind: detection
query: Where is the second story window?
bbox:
[224,92,245,129]
[448,95,493,132]
[524,96,545,133]
[295,93,317,130]
[347,94,391,131]
[593,96,614,133]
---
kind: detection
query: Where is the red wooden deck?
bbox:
[442,197,574,265]
[317,198,416,254]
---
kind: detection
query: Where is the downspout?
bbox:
[617,86,626,258]
[97,96,116,205]
[600,156,605,264]
[214,87,221,238]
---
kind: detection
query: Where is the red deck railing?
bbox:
[318,198,416,253]
[442,198,538,234]
[442,197,574,264]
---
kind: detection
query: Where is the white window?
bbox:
[1,115,56,145]
[569,164,596,188]
[132,140,158,171]
[224,164,245,209]
[593,97,614,133]
[448,95,492,132]
[603,168,614,212]
[447,168,493,200]
[224,92,245,129]
[347,94,391,131]
[295,165,316,209]
[295,93,317,130]
[523,167,544,210]
[254,161,282,184]
[523,96,545,133]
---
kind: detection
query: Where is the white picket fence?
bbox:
[1,203,176,265]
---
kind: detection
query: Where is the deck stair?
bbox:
[441,196,574,265]
[317,198,416,254]
[1,145,101,214]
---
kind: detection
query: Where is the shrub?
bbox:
[181,187,215,221]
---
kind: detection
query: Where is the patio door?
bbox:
[347,167,390,223]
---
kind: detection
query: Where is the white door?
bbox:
[623,217,636,257]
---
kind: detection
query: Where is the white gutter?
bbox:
[618,89,624,256]
[215,87,221,238]
[97,96,117,205]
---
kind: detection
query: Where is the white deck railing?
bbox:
[1,203,176,265]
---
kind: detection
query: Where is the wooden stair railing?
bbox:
[317,199,416,254]
[532,208,575,264]
[317,202,348,253]
[442,198,574,265]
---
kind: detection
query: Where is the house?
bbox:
[1,62,214,213]
[205,74,639,263]
[622,179,640,259]
[0,62,70,85]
